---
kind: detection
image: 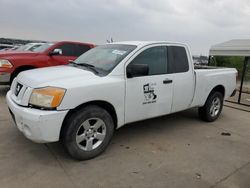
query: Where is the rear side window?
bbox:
[168,46,189,73]
[130,46,168,76]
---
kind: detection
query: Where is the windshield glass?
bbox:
[74,44,137,73]
[32,43,54,52]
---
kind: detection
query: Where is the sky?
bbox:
[0,0,250,55]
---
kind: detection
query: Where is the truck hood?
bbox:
[0,51,40,58]
[17,65,99,88]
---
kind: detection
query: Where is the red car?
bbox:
[0,41,94,85]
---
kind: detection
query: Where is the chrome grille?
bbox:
[14,82,23,96]
[10,78,32,106]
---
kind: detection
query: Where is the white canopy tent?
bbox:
[209,39,250,57]
[209,39,250,106]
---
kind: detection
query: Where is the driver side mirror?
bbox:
[126,64,149,78]
[49,49,62,56]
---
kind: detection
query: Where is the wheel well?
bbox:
[11,65,36,81]
[210,85,225,98]
[60,100,118,138]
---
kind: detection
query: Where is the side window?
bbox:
[56,43,76,56]
[168,46,189,73]
[74,44,91,56]
[130,46,168,76]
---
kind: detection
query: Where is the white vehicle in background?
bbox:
[15,42,45,51]
[6,41,237,160]
[0,43,14,51]
[6,45,22,51]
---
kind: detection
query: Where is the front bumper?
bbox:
[0,72,10,84]
[6,91,69,143]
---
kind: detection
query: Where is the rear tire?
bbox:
[198,92,223,122]
[61,105,114,160]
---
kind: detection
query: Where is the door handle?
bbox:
[163,79,173,84]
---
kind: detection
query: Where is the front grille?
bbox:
[14,82,23,96]
[10,79,31,106]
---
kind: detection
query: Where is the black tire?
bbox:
[9,72,19,86]
[61,105,114,160]
[198,91,223,122]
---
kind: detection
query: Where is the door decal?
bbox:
[143,83,157,104]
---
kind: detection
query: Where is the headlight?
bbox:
[29,87,66,109]
[0,59,13,68]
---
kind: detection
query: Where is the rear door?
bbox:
[125,45,174,123]
[168,46,195,112]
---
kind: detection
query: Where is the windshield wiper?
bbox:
[69,61,99,74]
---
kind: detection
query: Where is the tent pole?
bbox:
[238,56,249,103]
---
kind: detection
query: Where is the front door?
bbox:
[125,45,173,124]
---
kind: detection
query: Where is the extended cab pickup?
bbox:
[0,41,94,84]
[6,41,237,160]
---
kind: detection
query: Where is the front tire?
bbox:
[198,92,223,122]
[10,72,19,86]
[61,105,114,160]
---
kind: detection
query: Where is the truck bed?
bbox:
[191,66,237,107]
[194,65,225,69]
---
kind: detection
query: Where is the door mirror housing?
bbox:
[49,49,62,56]
[126,64,149,78]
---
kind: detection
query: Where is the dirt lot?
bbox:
[0,86,250,188]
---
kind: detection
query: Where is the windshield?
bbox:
[74,44,136,73]
[32,43,54,52]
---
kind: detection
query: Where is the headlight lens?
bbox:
[29,87,66,109]
[0,59,13,68]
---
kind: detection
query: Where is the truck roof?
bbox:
[51,41,95,46]
[111,41,187,47]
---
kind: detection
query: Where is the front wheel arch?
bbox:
[60,100,118,140]
[10,65,36,84]
[61,104,115,160]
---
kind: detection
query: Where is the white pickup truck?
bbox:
[6,41,237,160]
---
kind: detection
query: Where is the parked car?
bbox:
[0,43,14,51]
[5,45,22,51]
[0,47,12,51]
[0,41,95,84]
[6,41,237,160]
[15,42,45,52]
